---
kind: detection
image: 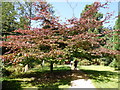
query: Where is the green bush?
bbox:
[80,59,91,66]
[91,59,102,65]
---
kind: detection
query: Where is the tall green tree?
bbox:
[16,1,55,29]
[81,4,103,21]
[112,11,120,69]
[2,2,18,32]
[16,1,35,29]
[80,3,103,33]
[113,10,120,50]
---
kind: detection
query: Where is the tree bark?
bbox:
[50,61,53,72]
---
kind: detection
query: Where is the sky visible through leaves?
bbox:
[31,1,118,28]
[4,0,118,28]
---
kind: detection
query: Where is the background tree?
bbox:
[31,1,57,29]
[15,1,35,29]
[1,2,19,56]
[110,10,120,69]
[113,17,120,51]
[80,3,104,33]
[2,2,18,33]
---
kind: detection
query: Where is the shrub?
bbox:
[80,59,91,66]
[109,59,118,69]
[91,59,103,65]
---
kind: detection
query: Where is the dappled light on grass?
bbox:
[2,65,119,89]
[2,65,90,88]
[18,70,89,88]
[79,65,119,88]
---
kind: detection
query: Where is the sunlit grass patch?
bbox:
[79,65,119,88]
[58,84,70,88]
[79,65,116,72]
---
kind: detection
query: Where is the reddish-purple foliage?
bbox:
[1,1,120,65]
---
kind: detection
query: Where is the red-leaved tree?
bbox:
[1,0,120,71]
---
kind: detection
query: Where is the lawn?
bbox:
[1,65,72,90]
[79,65,119,88]
[1,65,119,89]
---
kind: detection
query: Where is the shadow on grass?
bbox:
[80,69,118,83]
[18,70,73,88]
[2,67,119,90]
[26,70,89,89]
[2,70,72,89]
[7,66,89,89]
[2,80,22,90]
[2,66,72,89]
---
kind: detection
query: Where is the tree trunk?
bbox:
[50,61,53,72]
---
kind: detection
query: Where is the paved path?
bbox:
[68,64,96,89]
[70,79,96,88]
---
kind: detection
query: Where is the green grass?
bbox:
[2,65,119,89]
[79,65,119,88]
[1,65,72,89]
